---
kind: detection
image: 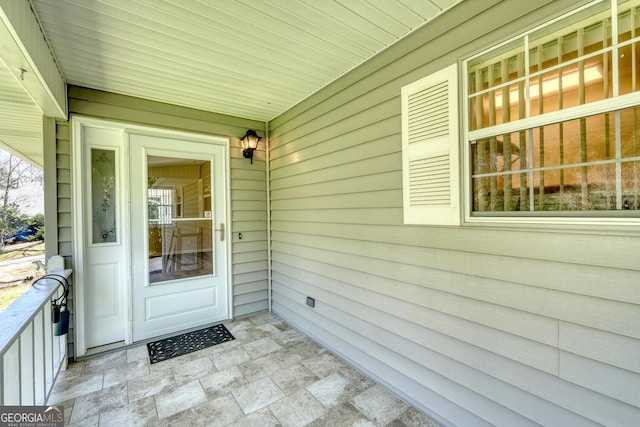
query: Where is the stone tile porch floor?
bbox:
[48,312,441,426]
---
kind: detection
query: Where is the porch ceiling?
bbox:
[30,0,459,122]
[0,62,43,167]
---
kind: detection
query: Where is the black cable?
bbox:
[31,274,70,305]
[48,279,69,306]
[46,273,70,301]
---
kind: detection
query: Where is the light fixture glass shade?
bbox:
[240,130,261,163]
[241,130,260,149]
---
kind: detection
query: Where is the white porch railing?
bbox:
[0,269,71,405]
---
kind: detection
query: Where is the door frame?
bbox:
[72,116,232,357]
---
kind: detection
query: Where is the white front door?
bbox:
[78,124,129,349]
[129,133,229,341]
[74,118,230,354]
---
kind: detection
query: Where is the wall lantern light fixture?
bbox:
[240,130,261,164]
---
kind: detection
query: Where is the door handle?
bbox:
[216,223,224,241]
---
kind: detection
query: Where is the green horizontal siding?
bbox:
[269,0,640,426]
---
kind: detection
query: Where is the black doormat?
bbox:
[147,324,235,364]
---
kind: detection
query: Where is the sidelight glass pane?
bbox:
[91,149,117,243]
[147,155,214,284]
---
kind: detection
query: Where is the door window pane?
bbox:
[148,220,213,284]
[147,155,213,283]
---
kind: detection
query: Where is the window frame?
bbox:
[461,0,640,228]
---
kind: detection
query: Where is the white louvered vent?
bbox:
[401,63,460,225]
[409,154,450,206]
[407,81,449,144]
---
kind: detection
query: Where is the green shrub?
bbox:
[27,213,45,241]
[0,203,27,250]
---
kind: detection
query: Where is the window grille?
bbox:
[148,187,174,224]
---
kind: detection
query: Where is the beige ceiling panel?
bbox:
[366,0,437,27]
[139,0,352,75]
[30,0,460,121]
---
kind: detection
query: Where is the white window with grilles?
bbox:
[148,187,174,225]
[464,0,640,224]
